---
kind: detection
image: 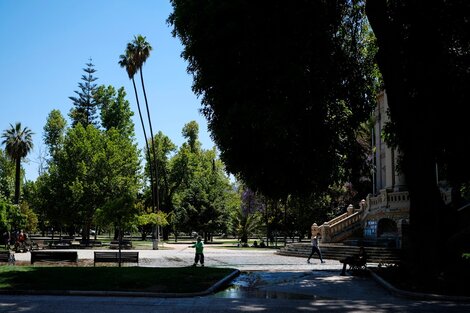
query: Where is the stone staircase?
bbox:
[315,203,365,244]
[277,242,402,265]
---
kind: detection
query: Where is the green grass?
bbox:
[0,266,235,293]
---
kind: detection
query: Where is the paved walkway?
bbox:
[3,244,470,312]
[12,243,346,271]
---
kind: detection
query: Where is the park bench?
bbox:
[109,240,132,249]
[45,239,73,248]
[0,251,13,264]
[79,239,102,247]
[340,257,367,272]
[31,251,78,265]
[94,251,139,266]
[339,247,368,275]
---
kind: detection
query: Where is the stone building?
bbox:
[316,91,455,248]
[317,91,410,247]
[363,90,409,246]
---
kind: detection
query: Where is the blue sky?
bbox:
[0,0,215,181]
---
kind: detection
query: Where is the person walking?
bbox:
[190,236,204,267]
[307,233,325,264]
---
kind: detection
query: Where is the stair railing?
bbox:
[319,204,364,243]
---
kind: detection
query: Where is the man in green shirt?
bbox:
[190,236,204,267]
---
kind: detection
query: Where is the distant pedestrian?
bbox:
[190,236,204,267]
[307,233,325,264]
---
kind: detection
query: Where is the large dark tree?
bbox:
[365,1,470,278]
[169,1,378,199]
[170,0,470,281]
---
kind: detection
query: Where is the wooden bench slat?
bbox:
[31,251,78,264]
[94,251,139,266]
[0,251,11,263]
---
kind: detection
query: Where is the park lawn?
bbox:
[0,266,235,293]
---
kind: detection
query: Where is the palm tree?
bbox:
[130,34,161,248]
[129,34,160,213]
[1,123,34,204]
[119,48,157,215]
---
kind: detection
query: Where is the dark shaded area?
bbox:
[366,0,470,281]
[0,267,234,293]
[373,261,470,297]
[169,0,377,198]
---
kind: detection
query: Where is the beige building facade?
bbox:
[317,91,410,247]
[363,90,410,245]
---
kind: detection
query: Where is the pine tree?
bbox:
[69,59,99,127]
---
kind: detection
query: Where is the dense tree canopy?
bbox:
[169,0,379,198]
[95,85,135,137]
[36,70,142,238]
[43,123,141,239]
[150,121,238,240]
[43,109,67,161]
[0,150,15,201]
[366,1,470,187]
[170,0,470,280]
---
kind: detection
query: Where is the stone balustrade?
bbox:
[319,204,363,243]
[366,190,410,212]
[329,212,361,237]
[326,212,349,226]
[317,190,412,243]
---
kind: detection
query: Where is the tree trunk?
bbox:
[131,77,157,216]
[14,158,21,204]
[404,144,445,278]
[138,69,160,249]
[162,225,170,241]
[366,0,453,278]
[140,68,160,213]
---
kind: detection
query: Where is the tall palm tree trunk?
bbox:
[139,67,161,248]
[139,68,160,212]
[131,77,156,213]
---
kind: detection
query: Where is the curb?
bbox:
[368,268,470,302]
[204,269,241,294]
